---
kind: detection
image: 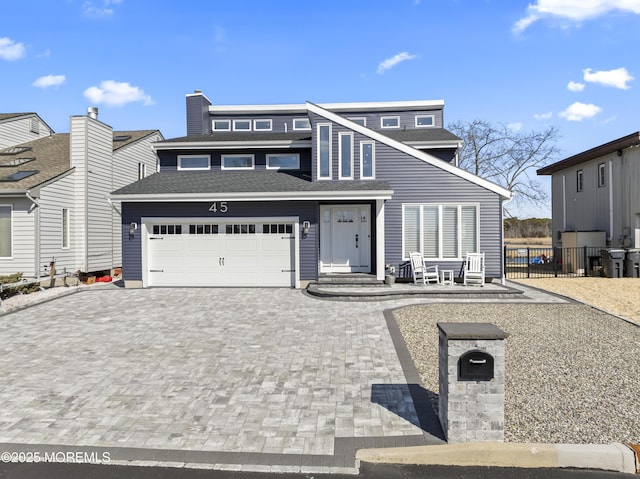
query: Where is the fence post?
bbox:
[553,246,558,278]
[504,245,507,280]
[583,246,588,277]
[527,247,530,278]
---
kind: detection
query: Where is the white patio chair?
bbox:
[463,252,485,286]
[410,252,439,285]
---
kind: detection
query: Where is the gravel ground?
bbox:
[394,302,640,444]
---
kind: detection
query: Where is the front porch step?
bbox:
[314,273,385,287]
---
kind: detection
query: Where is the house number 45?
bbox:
[209,202,228,213]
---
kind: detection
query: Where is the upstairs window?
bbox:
[317,124,331,179]
[576,169,583,192]
[178,155,210,170]
[360,141,375,179]
[415,115,435,127]
[222,154,254,170]
[293,118,311,130]
[339,132,353,179]
[138,162,146,180]
[381,116,400,128]
[233,120,251,131]
[213,120,231,131]
[348,117,366,126]
[254,119,272,131]
[598,163,606,187]
[266,154,300,170]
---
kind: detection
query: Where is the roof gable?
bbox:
[306,102,511,199]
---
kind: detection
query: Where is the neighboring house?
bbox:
[111,91,511,289]
[0,108,163,278]
[538,131,640,249]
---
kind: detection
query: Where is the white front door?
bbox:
[320,205,371,273]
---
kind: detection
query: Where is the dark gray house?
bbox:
[111,91,511,288]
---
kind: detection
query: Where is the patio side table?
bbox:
[440,269,454,286]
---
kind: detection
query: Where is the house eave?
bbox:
[538,131,640,175]
[111,190,394,203]
[153,140,312,150]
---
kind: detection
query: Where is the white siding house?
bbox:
[0,113,54,149]
[0,110,162,278]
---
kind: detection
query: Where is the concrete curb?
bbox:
[355,442,638,473]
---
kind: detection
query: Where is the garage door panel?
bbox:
[146,221,295,287]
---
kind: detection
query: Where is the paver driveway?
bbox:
[0,287,436,471]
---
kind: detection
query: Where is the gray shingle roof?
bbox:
[0,113,36,122]
[379,128,461,143]
[112,171,390,196]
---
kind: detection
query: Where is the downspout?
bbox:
[608,159,614,245]
[501,193,515,285]
[25,190,40,278]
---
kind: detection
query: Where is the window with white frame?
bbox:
[360,141,375,179]
[222,154,255,170]
[213,120,231,131]
[62,208,70,249]
[233,119,251,131]
[266,154,300,170]
[348,117,366,126]
[577,169,583,192]
[381,116,400,128]
[138,162,146,180]
[0,205,11,257]
[293,118,311,130]
[317,124,331,179]
[178,155,210,170]
[415,115,435,127]
[253,119,272,131]
[403,204,479,260]
[598,163,606,187]
[339,132,353,179]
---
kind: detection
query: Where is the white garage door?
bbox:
[145,220,295,287]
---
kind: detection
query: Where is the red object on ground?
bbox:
[96,275,112,282]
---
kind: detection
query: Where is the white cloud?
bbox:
[32,74,66,89]
[83,0,123,17]
[559,102,602,121]
[567,81,585,92]
[83,80,153,107]
[583,67,634,89]
[534,111,553,120]
[377,52,417,74]
[514,0,640,32]
[508,122,523,131]
[0,37,26,61]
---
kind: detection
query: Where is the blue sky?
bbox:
[2,0,639,217]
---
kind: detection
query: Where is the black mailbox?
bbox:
[458,350,494,381]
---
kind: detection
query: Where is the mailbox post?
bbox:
[438,322,509,442]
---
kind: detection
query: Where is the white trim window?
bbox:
[317,123,332,179]
[212,120,231,131]
[233,119,252,131]
[222,154,255,170]
[338,132,353,179]
[293,118,311,130]
[381,116,400,128]
[138,162,146,180]
[577,169,583,192]
[348,117,366,126]
[266,153,300,170]
[402,204,479,260]
[62,208,70,249]
[360,141,375,179]
[253,119,272,131]
[598,163,606,187]
[0,205,12,258]
[415,115,435,127]
[178,155,211,171]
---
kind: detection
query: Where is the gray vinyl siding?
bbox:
[112,134,162,265]
[0,197,36,276]
[375,143,504,278]
[337,108,443,130]
[186,95,211,136]
[0,115,53,149]
[121,201,318,282]
[159,149,311,174]
[39,173,76,273]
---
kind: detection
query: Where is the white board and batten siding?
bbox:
[70,116,115,272]
[0,115,54,149]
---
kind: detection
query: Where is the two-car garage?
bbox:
[143,218,297,288]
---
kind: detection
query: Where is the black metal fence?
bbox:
[504,246,605,279]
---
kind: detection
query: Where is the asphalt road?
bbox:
[0,463,635,479]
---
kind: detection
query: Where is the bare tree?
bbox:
[448,119,560,214]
